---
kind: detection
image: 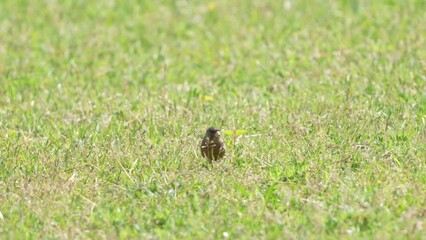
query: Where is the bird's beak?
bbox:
[214,131,221,138]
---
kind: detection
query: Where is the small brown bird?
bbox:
[201,127,226,163]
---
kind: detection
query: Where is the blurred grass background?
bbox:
[0,0,425,238]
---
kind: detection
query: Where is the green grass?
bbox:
[1,0,425,239]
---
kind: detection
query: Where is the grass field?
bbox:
[1,0,425,239]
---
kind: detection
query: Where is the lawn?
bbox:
[0,0,425,239]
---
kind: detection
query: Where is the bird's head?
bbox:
[205,127,221,140]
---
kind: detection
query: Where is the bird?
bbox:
[200,127,226,163]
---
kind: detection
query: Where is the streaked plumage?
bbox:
[201,127,226,163]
